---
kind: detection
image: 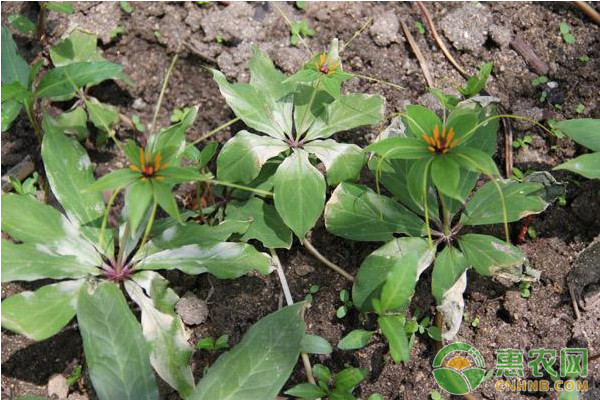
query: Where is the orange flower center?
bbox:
[129,148,167,181]
[422,124,460,154]
[315,52,339,75]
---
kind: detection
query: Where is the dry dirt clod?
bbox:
[439,3,492,52]
[47,374,69,399]
[176,292,209,326]
[369,14,400,47]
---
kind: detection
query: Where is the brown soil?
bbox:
[2,2,599,400]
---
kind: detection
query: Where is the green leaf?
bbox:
[368,157,439,219]
[1,25,29,86]
[273,149,326,239]
[198,141,218,167]
[35,61,129,100]
[431,246,469,304]
[160,166,203,184]
[554,153,600,179]
[190,303,306,400]
[300,334,332,354]
[458,234,525,276]
[196,337,215,350]
[87,168,138,191]
[352,238,434,312]
[304,139,366,185]
[293,84,334,137]
[149,105,198,162]
[1,280,83,341]
[50,31,104,67]
[77,281,158,400]
[338,329,374,350]
[402,105,442,138]
[1,81,30,103]
[45,2,74,14]
[555,119,600,151]
[1,99,22,131]
[1,193,101,266]
[120,1,133,13]
[285,383,327,399]
[127,180,154,233]
[86,97,119,144]
[42,124,112,254]
[248,45,292,100]
[125,272,194,398]
[312,364,331,383]
[216,130,288,184]
[379,252,419,312]
[407,157,435,210]
[137,242,271,278]
[457,62,493,97]
[431,156,461,199]
[215,334,230,349]
[45,107,89,141]
[226,198,292,249]
[334,367,367,391]
[460,180,547,226]
[150,220,249,248]
[153,181,180,222]
[8,14,37,35]
[324,182,423,242]
[366,137,431,160]
[1,239,98,282]
[378,315,410,363]
[450,146,500,178]
[304,94,384,141]
[211,69,288,139]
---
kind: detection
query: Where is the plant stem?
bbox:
[187,116,241,148]
[138,199,159,256]
[270,249,294,307]
[303,239,354,282]
[116,221,130,272]
[206,179,273,197]
[24,101,42,144]
[297,78,322,141]
[98,186,122,255]
[340,17,373,53]
[270,249,317,387]
[151,53,178,136]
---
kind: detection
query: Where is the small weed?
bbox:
[131,114,145,132]
[520,281,532,298]
[196,334,230,351]
[290,20,315,46]
[110,26,125,39]
[66,365,82,387]
[286,364,374,400]
[415,21,426,34]
[579,55,589,62]
[531,76,548,87]
[9,172,39,197]
[575,104,585,114]
[120,1,133,14]
[513,135,533,149]
[337,289,353,318]
[560,22,575,44]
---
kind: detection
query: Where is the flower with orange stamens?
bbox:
[314,51,340,76]
[422,124,460,154]
[128,147,169,181]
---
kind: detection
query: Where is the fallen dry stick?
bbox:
[401,20,435,88]
[510,35,549,76]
